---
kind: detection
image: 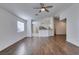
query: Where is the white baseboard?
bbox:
[66,40,79,47]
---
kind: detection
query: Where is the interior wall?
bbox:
[0,7,27,51]
[58,4,79,46]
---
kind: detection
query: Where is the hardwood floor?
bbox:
[0,35,79,55]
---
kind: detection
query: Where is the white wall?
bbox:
[0,7,27,51]
[58,4,79,46]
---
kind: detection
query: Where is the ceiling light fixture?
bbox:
[41,8,45,11]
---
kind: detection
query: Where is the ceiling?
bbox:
[0,3,73,20]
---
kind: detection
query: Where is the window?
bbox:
[17,21,24,32]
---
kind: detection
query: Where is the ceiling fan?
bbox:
[34,3,53,13]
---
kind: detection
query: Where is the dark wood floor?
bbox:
[0,35,79,55]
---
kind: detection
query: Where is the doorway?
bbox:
[54,17,66,37]
[32,20,39,37]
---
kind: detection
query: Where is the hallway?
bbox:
[0,35,79,55]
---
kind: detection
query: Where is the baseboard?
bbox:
[55,34,66,36]
[0,36,27,52]
[66,40,79,47]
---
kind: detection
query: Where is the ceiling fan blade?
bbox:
[40,3,44,7]
[33,7,41,9]
[45,6,53,8]
[45,8,49,12]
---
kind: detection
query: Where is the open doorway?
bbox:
[32,20,39,37]
[54,17,66,40]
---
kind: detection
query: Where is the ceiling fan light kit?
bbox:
[41,8,45,11]
[34,3,53,13]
